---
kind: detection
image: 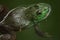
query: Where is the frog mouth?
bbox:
[43,5,51,20]
[38,3,51,20]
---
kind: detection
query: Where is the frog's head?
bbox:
[25,3,51,23]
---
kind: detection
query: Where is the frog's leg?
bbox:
[0,33,16,40]
[34,24,51,38]
[0,23,20,33]
[0,34,12,40]
[10,33,16,40]
[0,24,17,40]
[0,24,16,40]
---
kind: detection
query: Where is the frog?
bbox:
[0,5,9,21]
[0,3,51,40]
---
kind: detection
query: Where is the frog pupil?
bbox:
[38,13,41,14]
[36,10,41,15]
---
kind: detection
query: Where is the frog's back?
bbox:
[3,7,30,27]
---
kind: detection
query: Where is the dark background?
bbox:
[0,0,60,40]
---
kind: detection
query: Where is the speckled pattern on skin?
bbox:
[0,3,51,40]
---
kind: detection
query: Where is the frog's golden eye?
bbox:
[36,10,42,15]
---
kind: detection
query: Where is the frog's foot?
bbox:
[34,25,51,38]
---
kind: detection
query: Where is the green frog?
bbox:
[0,3,51,40]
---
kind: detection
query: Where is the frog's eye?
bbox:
[42,7,49,14]
[36,10,42,15]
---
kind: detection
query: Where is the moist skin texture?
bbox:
[0,3,51,40]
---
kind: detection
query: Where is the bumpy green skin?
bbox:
[1,3,51,31]
[24,3,51,26]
